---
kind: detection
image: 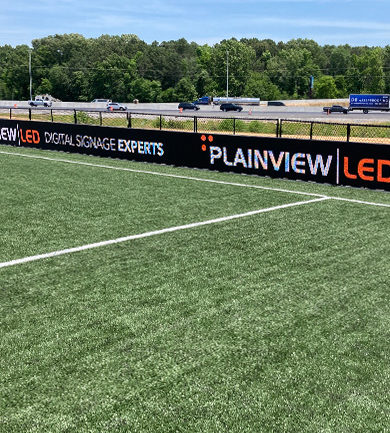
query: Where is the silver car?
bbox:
[106,102,127,111]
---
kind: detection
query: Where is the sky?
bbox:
[1,0,389,48]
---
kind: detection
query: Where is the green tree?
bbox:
[314,75,338,98]
[346,48,384,93]
[267,48,320,97]
[90,54,137,101]
[326,45,352,76]
[1,34,388,103]
[160,87,176,102]
[284,39,327,70]
[382,45,390,93]
[137,43,183,89]
[0,44,31,99]
[91,34,146,62]
[195,70,218,97]
[334,75,348,97]
[174,77,197,101]
[196,45,213,71]
[211,39,255,96]
[130,78,162,102]
[240,38,278,72]
[244,72,282,100]
[36,77,53,95]
[69,71,90,101]
[47,65,71,100]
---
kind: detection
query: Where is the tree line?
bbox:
[1,33,390,102]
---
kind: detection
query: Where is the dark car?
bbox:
[323,105,348,114]
[220,103,243,112]
[178,102,200,111]
[267,101,285,106]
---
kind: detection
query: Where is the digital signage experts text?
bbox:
[0,124,165,158]
[44,131,164,157]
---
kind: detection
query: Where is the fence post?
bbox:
[74,110,77,124]
[9,109,12,120]
[279,119,283,138]
[29,109,31,121]
[233,118,236,135]
[99,112,102,126]
[194,116,197,133]
[160,114,162,130]
[51,109,54,122]
[310,122,313,140]
[346,124,351,142]
[127,113,132,128]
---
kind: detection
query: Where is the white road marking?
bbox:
[0,197,329,269]
[1,149,389,207]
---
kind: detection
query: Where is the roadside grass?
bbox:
[1,145,389,432]
[2,109,390,142]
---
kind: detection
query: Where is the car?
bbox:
[91,98,112,103]
[178,102,200,111]
[106,102,127,111]
[28,98,52,107]
[220,103,243,112]
[323,105,349,114]
[267,101,286,106]
[193,96,212,105]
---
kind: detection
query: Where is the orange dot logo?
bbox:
[208,135,214,142]
[201,135,207,141]
[201,144,207,151]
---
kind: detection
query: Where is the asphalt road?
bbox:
[124,107,390,122]
[1,103,390,123]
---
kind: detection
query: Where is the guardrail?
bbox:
[1,107,390,145]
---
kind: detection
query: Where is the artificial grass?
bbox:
[1,145,389,433]
[0,151,299,262]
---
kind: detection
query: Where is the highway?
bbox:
[1,101,390,123]
[123,106,390,122]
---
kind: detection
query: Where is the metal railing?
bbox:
[1,107,390,145]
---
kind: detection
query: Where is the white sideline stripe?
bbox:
[328,196,390,207]
[0,197,328,269]
[1,150,390,208]
[0,150,326,198]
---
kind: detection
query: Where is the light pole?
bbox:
[29,48,32,100]
[226,49,229,102]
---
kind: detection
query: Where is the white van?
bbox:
[91,99,112,103]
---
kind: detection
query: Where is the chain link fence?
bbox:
[279,119,390,144]
[196,117,279,136]
[280,120,349,141]
[3,107,390,145]
[311,122,348,141]
[349,124,390,144]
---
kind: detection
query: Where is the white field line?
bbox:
[0,150,325,198]
[1,149,390,207]
[0,197,328,269]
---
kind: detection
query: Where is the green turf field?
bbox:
[1,144,389,433]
